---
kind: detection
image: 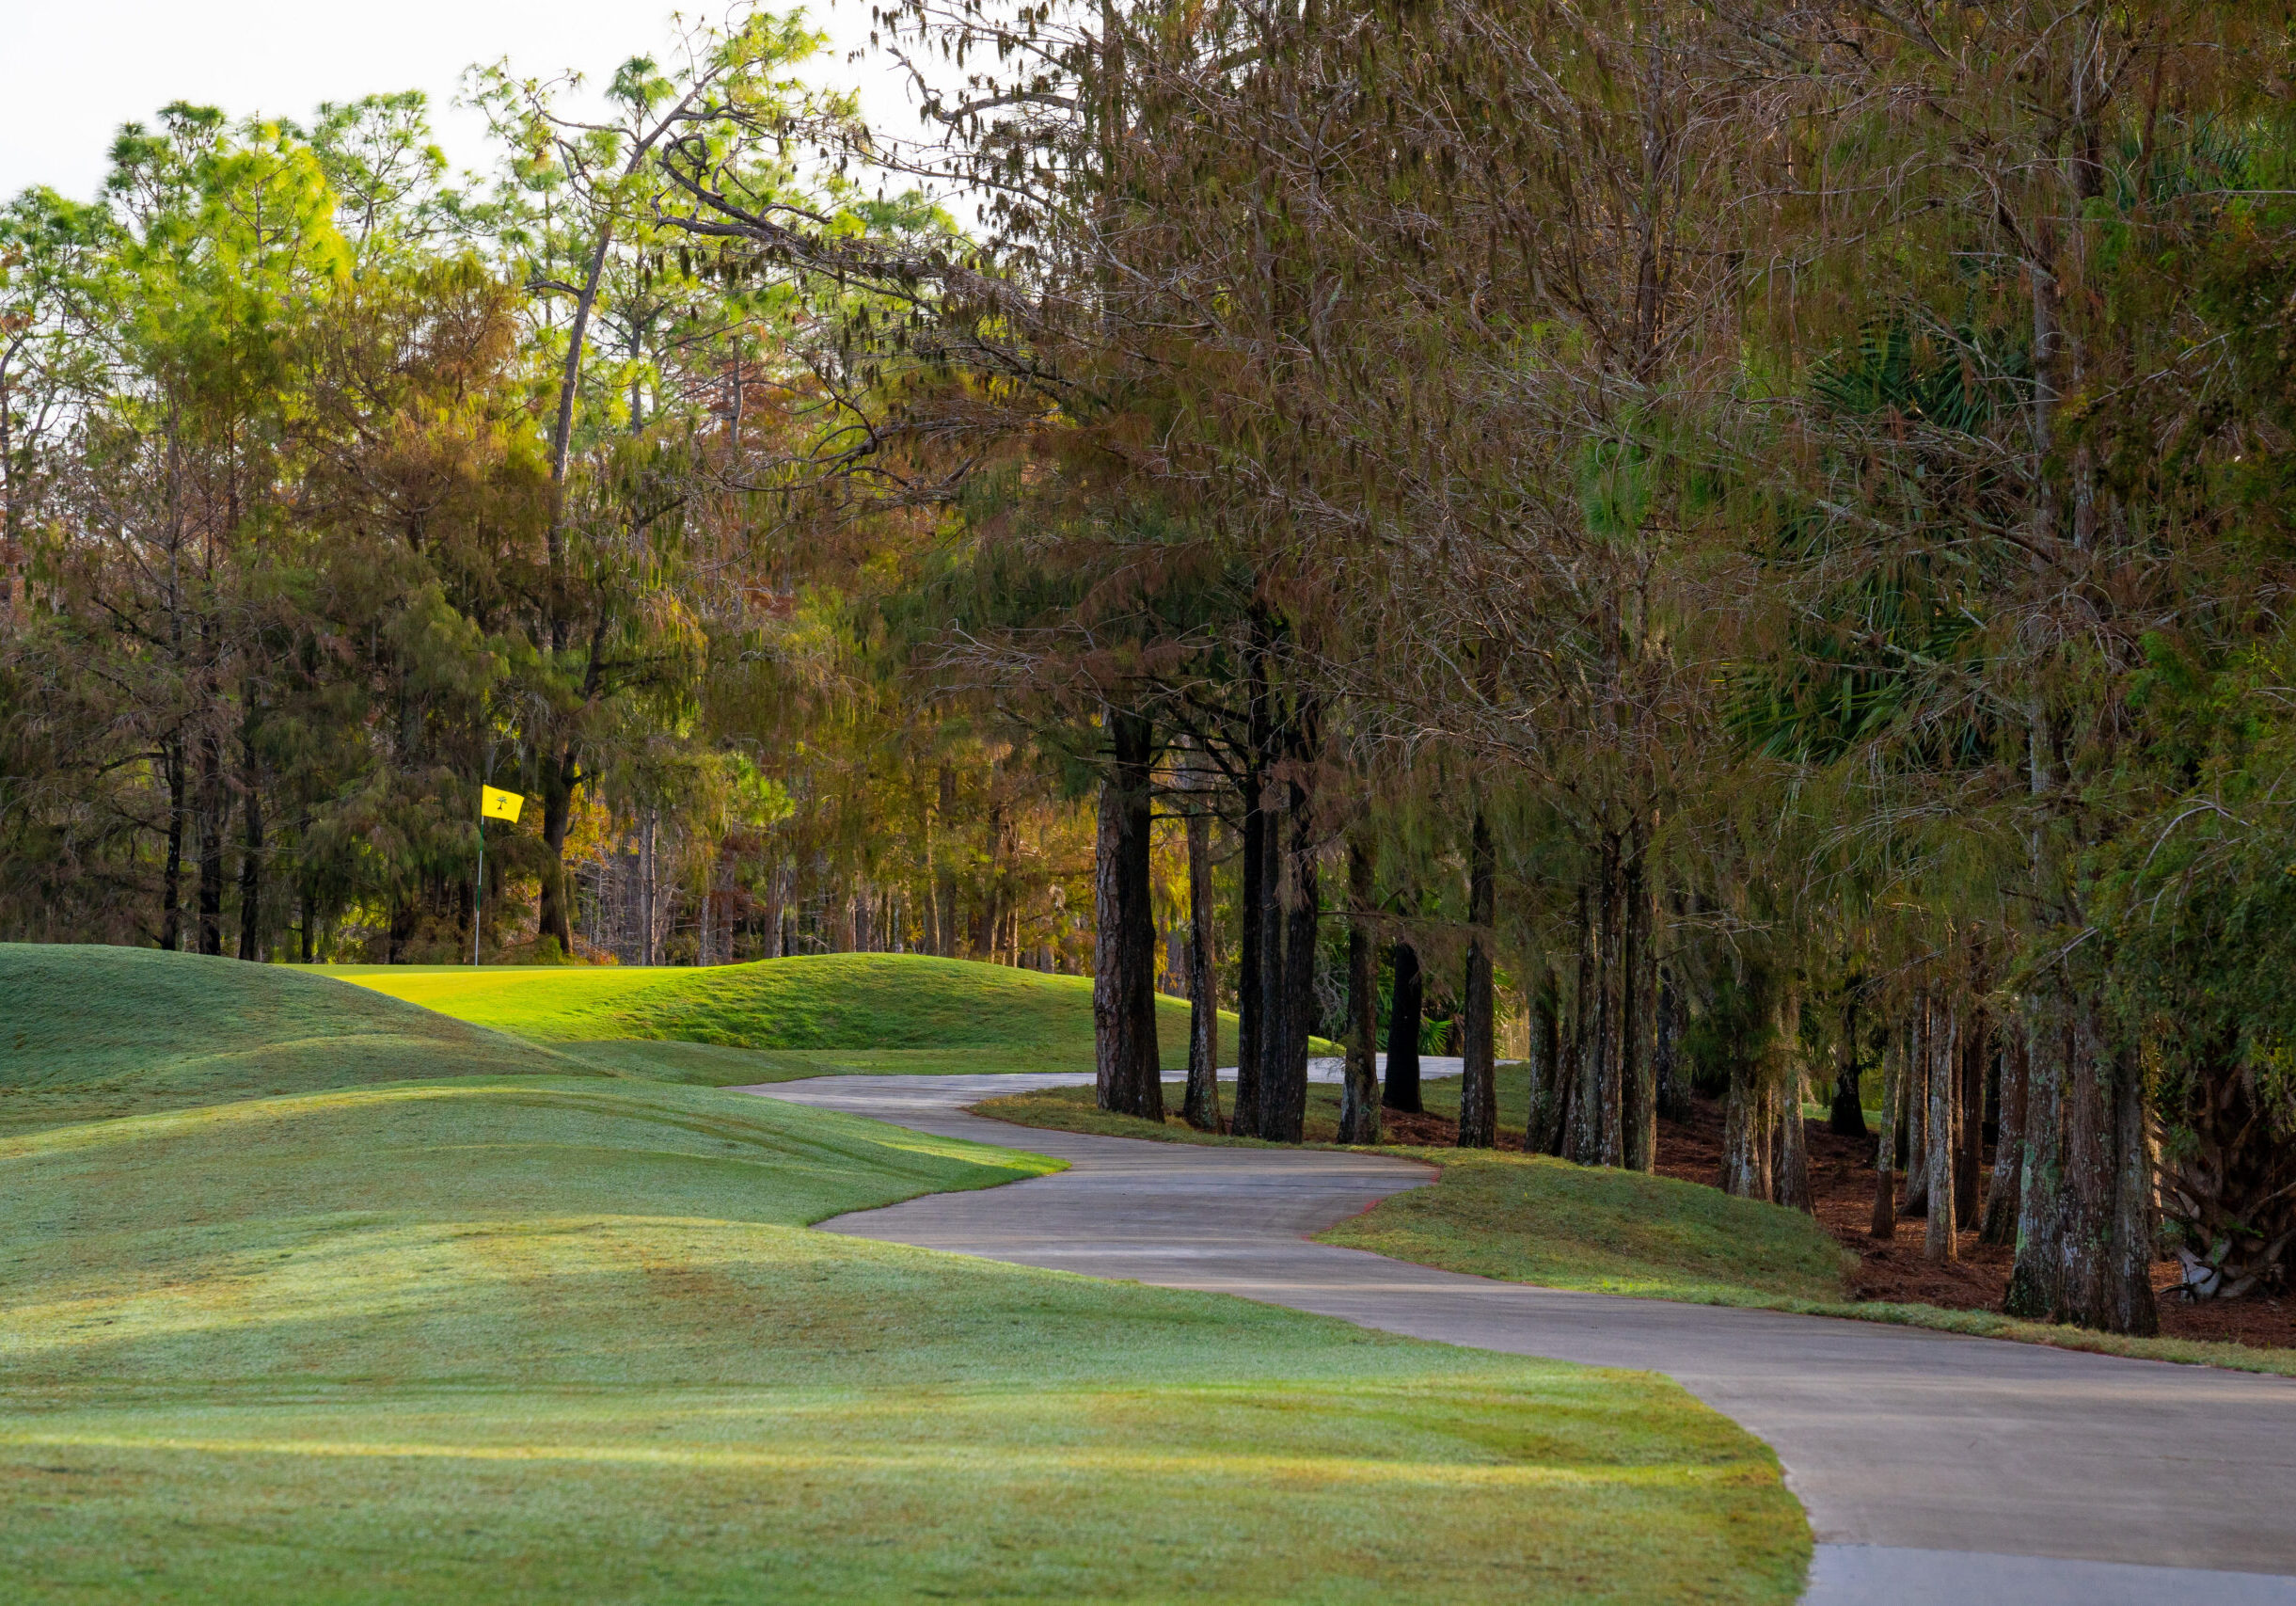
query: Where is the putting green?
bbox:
[323,952,1243,1075]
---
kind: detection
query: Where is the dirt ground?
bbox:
[1384,1093,2296,1350]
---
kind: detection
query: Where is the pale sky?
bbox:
[0,0,920,204]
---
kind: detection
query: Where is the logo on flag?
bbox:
[481,786,526,823]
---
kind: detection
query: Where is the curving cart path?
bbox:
[742,1073,2296,1605]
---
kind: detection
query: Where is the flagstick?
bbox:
[473,792,485,967]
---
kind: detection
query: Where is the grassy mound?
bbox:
[0,1062,1809,1602]
[327,954,1243,1075]
[0,946,599,1136]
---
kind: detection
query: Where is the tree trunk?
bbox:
[161,740,185,951]
[1655,962,1689,1124]
[1182,805,1222,1132]
[1595,837,1623,1167]
[1871,1033,1899,1239]
[1903,997,1932,1217]
[1564,879,1601,1165]
[1233,768,1267,1136]
[236,699,264,962]
[1981,1025,2027,1246]
[1721,1059,1768,1199]
[1925,998,1959,1262]
[1829,997,1869,1137]
[2006,998,2067,1317]
[1528,961,1565,1153]
[1772,987,1811,1212]
[537,746,578,954]
[1254,775,1293,1139]
[196,732,226,956]
[1623,842,1656,1170]
[1955,1003,1986,1226]
[1456,807,1498,1149]
[1382,940,1424,1113]
[1264,781,1318,1143]
[1338,836,1381,1144]
[1093,710,1164,1121]
[2052,996,2157,1334]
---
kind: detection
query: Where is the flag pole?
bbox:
[473,785,485,967]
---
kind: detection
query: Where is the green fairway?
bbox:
[0,946,1812,1600]
[323,954,1243,1075]
[0,946,604,1137]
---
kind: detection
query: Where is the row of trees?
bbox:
[782,0,2296,1333]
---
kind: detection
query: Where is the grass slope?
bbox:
[980,1082,2296,1378]
[0,947,1811,1599]
[326,954,1243,1078]
[0,946,602,1137]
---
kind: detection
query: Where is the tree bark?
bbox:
[1182,803,1222,1132]
[1772,986,1812,1212]
[1903,996,1932,1217]
[235,703,265,961]
[1093,710,1164,1121]
[1564,878,1601,1165]
[1528,961,1565,1153]
[1623,841,1656,1170]
[2052,996,2157,1333]
[161,739,185,951]
[196,731,226,956]
[1382,940,1424,1113]
[1264,776,1319,1143]
[1955,1002,1987,1226]
[1595,837,1623,1167]
[1456,807,1498,1149]
[1233,770,1266,1136]
[1338,836,1381,1144]
[1925,998,1959,1262]
[1654,962,1689,1125]
[2006,999,2068,1317]
[1871,1033,1899,1239]
[1981,1025,2027,1246]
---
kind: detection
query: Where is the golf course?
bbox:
[0,946,1809,1603]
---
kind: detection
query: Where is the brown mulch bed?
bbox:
[1386,1092,2296,1350]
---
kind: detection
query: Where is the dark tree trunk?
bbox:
[1382,940,1424,1113]
[934,762,958,957]
[1528,962,1565,1153]
[1253,776,1290,1137]
[2005,1000,2067,1317]
[1338,836,1381,1144]
[1982,1026,2027,1246]
[1955,1005,1987,1226]
[2051,999,2158,1334]
[1564,879,1600,1164]
[236,724,264,962]
[1903,997,1932,1217]
[1721,1061,1770,1199]
[1871,1036,1899,1238]
[537,745,578,954]
[161,740,185,951]
[1623,841,1655,1170]
[1773,988,1812,1212]
[1264,781,1318,1143]
[1456,808,1498,1149]
[1233,771,1265,1137]
[1093,709,1164,1121]
[1925,998,1959,1261]
[1829,997,1869,1137]
[196,732,226,956]
[1595,837,1623,1166]
[1182,805,1222,1132]
[299,883,317,965]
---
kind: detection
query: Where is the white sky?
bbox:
[0,0,922,204]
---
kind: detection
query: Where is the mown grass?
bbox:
[324,954,1242,1073]
[0,946,606,1136]
[0,946,1813,1600]
[978,1080,2296,1381]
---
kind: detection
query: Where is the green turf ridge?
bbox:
[0,945,1812,1600]
[319,954,1246,1073]
[976,1081,2296,1383]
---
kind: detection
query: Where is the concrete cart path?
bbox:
[742,1073,2296,1605]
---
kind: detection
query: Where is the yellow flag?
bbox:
[480,786,525,823]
